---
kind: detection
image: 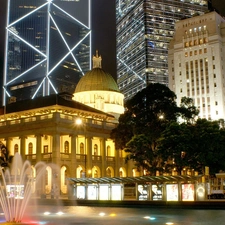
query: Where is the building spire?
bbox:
[93,50,102,68]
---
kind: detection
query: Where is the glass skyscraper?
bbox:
[116,0,208,101]
[3,0,91,104]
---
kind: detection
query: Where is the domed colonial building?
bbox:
[0,52,138,199]
[73,51,124,120]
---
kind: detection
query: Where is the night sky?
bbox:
[0,0,224,98]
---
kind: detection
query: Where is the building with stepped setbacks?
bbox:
[169,11,225,121]
[73,51,124,120]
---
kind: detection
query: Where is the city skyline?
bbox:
[3,0,94,104]
[0,1,225,104]
[0,1,116,104]
[116,0,208,101]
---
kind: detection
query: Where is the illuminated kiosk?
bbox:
[68,174,206,202]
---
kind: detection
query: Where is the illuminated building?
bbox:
[0,92,131,197]
[0,50,130,197]
[169,11,225,120]
[73,51,124,120]
[3,0,91,105]
[116,0,208,101]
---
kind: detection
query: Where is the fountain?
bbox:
[0,152,48,224]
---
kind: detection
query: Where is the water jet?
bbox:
[0,153,48,224]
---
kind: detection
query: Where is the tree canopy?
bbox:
[158,119,225,175]
[111,83,225,176]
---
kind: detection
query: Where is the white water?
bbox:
[0,153,47,223]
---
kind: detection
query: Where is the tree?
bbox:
[158,119,225,175]
[111,83,194,174]
[157,122,193,174]
[125,134,163,175]
[191,119,225,174]
[178,97,199,123]
[110,112,134,150]
[0,142,13,169]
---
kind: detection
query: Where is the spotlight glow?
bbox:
[43,212,51,215]
[144,216,156,220]
[56,211,64,215]
[99,212,105,217]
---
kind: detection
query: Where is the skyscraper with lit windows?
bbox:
[169,11,225,120]
[116,0,208,101]
[3,0,91,104]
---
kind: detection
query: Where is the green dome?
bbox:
[75,68,119,93]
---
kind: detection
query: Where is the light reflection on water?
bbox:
[1,205,225,225]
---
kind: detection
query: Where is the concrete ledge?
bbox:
[35,199,225,209]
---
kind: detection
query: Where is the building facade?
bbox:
[169,11,225,120]
[0,94,135,197]
[116,0,208,101]
[3,0,91,105]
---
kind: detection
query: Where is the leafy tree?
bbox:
[111,83,202,175]
[111,83,195,174]
[110,112,134,150]
[158,119,225,175]
[0,142,13,169]
[125,134,163,175]
[178,97,199,122]
[157,122,194,174]
[191,119,225,174]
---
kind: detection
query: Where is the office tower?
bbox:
[116,0,208,101]
[3,0,91,104]
[169,11,225,120]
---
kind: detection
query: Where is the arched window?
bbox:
[45,170,48,185]
[28,142,33,155]
[14,144,18,154]
[64,168,67,185]
[107,145,111,156]
[94,169,98,178]
[64,141,69,153]
[94,144,98,155]
[106,168,111,177]
[80,143,84,154]
[80,169,84,178]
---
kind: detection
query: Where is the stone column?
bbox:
[52,133,61,194]
[5,137,12,154]
[52,133,60,165]
[20,136,26,160]
[36,134,42,162]
[71,134,77,178]
[127,160,135,177]
[114,146,120,177]
[100,138,106,177]
[36,134,43,197]
[86,136,92,176]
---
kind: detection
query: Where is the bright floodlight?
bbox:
[75,118,82,125]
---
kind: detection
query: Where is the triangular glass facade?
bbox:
[4,0,91,104]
